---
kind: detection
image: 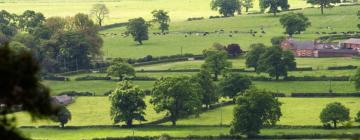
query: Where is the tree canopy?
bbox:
[151,77,202,126]
[320,102,350,128]
[151,10,170,33]
[257,46,296,80]
[219,74,252,99]
[230,88,282,136]
[279,12,311,37]
[192,70,219,108]
[51,107,71,128]
[245,43,266,71]
[107,61,135,81]
[307,0,340,15]
[90,4,109,26]
[260,0,289,16]
[0,44,55,139]
[211,0,241,17]
[202,48,232,81]
[110,81,146,127]
[126,17,149,45]
[351,68,360,91]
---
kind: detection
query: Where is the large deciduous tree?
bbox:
[0,10,17,41]
[107,62,135,81]
[18,10,45,32]
[226,44,242,57]
[211,0,241,17]
[260,0,289,16]
[320,102,350,128]
[219,74,252,100]
[202,48,232,81]
[90,4,109,26]
[51,107,71,128]
[192,70,218,108]
[257,46,296,80]
[126,17,149,45]
[279,12,311,37]
[230,88,282,136]
[151,77,202,126]
[0,44,56,139]
[151,10,170,33]
[110,81,146,127]
[245,43,266,72]
[307,0,340,15]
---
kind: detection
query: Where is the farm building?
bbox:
[51,95,73,106]
[281,38,358,57]
[340,38,360,50]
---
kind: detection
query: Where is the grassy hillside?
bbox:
[102,5,359,58]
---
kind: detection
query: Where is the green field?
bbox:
[44,79,356,95]
[135,57,360,70]
[15,96,165,126]
[102,6,359,58]
[44,80,154,95]
[15,97,360,127]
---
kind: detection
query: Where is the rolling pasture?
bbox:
[102,5,359,58]
[16,97,360,127]
[0,0,309,24]
[44,79,356,95]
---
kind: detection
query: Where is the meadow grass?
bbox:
[164,97,360,126]
[15,96,165,126]
[43,80,154,95]
[102,6,359,58]
[44,79,356,95]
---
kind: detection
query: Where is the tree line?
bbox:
[211,0,342,16]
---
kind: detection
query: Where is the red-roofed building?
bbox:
[340,38,360,50]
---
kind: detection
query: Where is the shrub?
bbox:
[58,91,94,96]
[74,75,111,81]
[187,17,204,21]
[43,75,68,81]
[327,65,357,70]
[75,75,111,81]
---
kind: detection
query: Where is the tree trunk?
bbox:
[170,112,177,126]
[126,120,133,127]
[60,123,64,128]
[321,5,324,15]
[119,75,123,81]
[246,7,249,12]
[273,11,276,16]
[276,75,279,81]
[333,120,337,128]
[99,19,102,26]
[214,72,218,81]
[138,40,143,45]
